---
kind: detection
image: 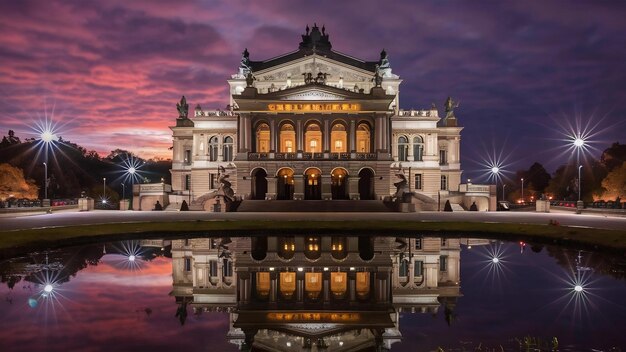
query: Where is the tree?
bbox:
[601,142,626,172]
[0,163,39,200]
[600,162,626,200]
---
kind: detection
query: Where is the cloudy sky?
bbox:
[1,0,624,177]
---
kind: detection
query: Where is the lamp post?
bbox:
[491,166,500,208]
[102,177,106,206]
[521,178,524,204]
[43,162,48,201]
[502,184,506,202]
[40,130,55,207]
[573,137,585,213]
[126,167,136,210]
[121,183,125,200]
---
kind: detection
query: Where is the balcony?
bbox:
[247,152,377,161]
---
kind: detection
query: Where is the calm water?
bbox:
[0,235,624,352]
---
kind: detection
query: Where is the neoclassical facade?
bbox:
[170,24,463,207]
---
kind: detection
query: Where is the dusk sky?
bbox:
[1,1,625,178]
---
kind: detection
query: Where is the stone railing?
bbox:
[247,152,377,161]
[397,109,437,118]
[194,110,237,117]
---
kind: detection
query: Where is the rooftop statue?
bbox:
[379,49,390,69]
[245,72,256,88]
[444,96,459,118]
[239,48,250,71]
[176,96,189,118]
[373,65,383,87]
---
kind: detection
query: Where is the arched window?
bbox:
[209,136,219,161]
[280,123,296,153]
[223,136,234,161]
[305,123,322,153]
[255,123,270,153]
[441,175,448,190]
[413,136,424,161]
[356,123,370,153]
[397,136,408,161]
[331,123,347,153]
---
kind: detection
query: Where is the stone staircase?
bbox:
[450,203,466,212]
[235,200,393,212]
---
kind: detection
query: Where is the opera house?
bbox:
[163,24,494,212]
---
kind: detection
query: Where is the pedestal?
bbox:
[119,199,130,211]
[576,200,584,214]
[78,198,94,211]
[42,199,51,207]
[535,200,550,213]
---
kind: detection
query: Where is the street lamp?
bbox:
[502,184,506,202]
[491,166,501,206]
[43,162,48,201]
[121,183,125,200]
[521,178,524,204]
[572,136,585,213]
[102,177,106,205]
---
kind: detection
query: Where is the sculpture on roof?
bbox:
[245,72,256,88]
[176,96,189,118]
[379,49,390,69]
[373,65,383,87]
[444,97,459,118]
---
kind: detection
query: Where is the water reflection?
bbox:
[170,236,472,351]
[0,236,624,351]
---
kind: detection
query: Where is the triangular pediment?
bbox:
[262,84,372,101]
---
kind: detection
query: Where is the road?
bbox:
[1,209,625,232]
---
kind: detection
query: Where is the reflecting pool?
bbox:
[0,236,624,351]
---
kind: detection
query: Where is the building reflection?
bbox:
[170,236,469,351]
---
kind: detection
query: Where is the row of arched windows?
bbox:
[254,121,372,153]
[200,135,234,161]
[397,135,424,162]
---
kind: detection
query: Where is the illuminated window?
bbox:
[356,123,370,152]
[256,123,270,153]
[305,123,322,153]
[331,123,347,153]
[280,123,295,152]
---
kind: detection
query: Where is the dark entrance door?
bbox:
[251,168,267,200]
[304,168,321,200]
[331,168,348,200]
[358,168,375,200]
[277,168,294,200]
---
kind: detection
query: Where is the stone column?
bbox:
[348,176,360,200]
[348,271,356,302]
[296,120,304,153]
[293,175,304,200]
[296,271,304,303]
[323,119,330,152]
[269,272,277,303]
[321,174,332,200]
[265,176,276,200]
[349,120,356,153]
[323,271,330,304]
[270,119,277,153]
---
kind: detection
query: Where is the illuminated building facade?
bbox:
[170,24,473,210]
[170,235,462,351]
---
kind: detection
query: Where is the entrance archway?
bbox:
[304,168,322,200]
[331,168,348,200]
[276,168,294,200]
[251,168,267,200]
[358,168,375,200]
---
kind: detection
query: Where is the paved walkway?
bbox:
[1,209,625,232]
